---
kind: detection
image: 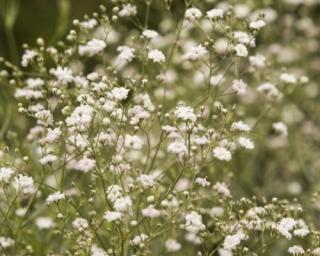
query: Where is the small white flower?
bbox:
[138,174,156,188]
[50,66,73,83]
[276,217,296,240]
[131,234,148,245]
[119,4,137,17]
[238,137,255,150]
[185,211,205,234]
[174,105,197,122]
[79,38,106,57]
[167,141,188,156]
[273,122,288,137]
[195,177,210,187]
[249,54,266,68]
[39,154,58,165]
[280,73,297,84]
[104,211,122,222]
[0,167,15,183]
[165,239,181,252]
[35,217,53,230]
[21,50,37,67]
[14,175,34,194]
[185,8,202,21]
[288,245,305,256]
[111,87,130,101]
[46,191,65,205]
[114,196,132,212]
[124,135,144,150]
[117,46,135,62]
[184,45,208,61]
[223,230,246,251]
[72,217,89,230]
[234,44,248,57]
[214,182,232,197]
[232,79,247,95]
[249,20,266,30]
[141,205,161,218]
[142,29,158,39]
[0,236,14,249]
[213,147,232,161]
[148,49,166,63]
[206,8,224,19]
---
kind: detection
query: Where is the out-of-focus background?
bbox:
[0,0,104,63]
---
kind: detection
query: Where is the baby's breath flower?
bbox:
[213,147,232,161]
[46,191,65,205]
[148,49,166,63]
[288,245,305,256]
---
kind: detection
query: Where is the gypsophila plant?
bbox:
[1,0,320,255]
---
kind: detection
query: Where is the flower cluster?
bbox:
[0,0,320,255]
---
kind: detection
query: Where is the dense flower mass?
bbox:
[0,0,320,255]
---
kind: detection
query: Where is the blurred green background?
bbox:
[0,0,103,63]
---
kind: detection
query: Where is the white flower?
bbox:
[80,18,97,29]
[106,185,123,202]
[185,211,205,234]
[148,49,166,63]
[35,217,53,230]
[138,174,156,188]
[223,230,246,251]
[142,29,158,39]
[165,239,181,252]
[79,38,106,57]
[167,141,188,156]
[174,105,197,122]
[35,110,54,126]
[50,66,73,83]
[234,31,253,45]
[276,217,296,240]
[288,246,305,256]
[294,228,310,237]
[234,43,248,57]
[104,211,122,222]
[238,137,255,150]
[13,174,34,194]
[91,244,108,256]
[312,248,320,256]
[114,196,132,212]
[184,45,208,61]
[131,234,148,245]
[111,87,130,101]
[257,82,280,98]
[119,4,137,17]
[141,205,161,218]
[185,8,202,21]
[125,135,144,150]
[66,105,93,130]
[280,73,297,84]
[272,122,288,137]
[206,8,224,19]
[195,177,210,187]
[117,46,135,62]
[232,79,247,95]
[46,191,65,205]
[21,50,37,67]
[73,157,96,173]
[0,167,14,183]
[72,217,89,230]
[249,20,266,30]
[249,54,266,68]
[213,147,232,161]
[39,154,58,165]
[214,182,232,197]
[0,236,14,249]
